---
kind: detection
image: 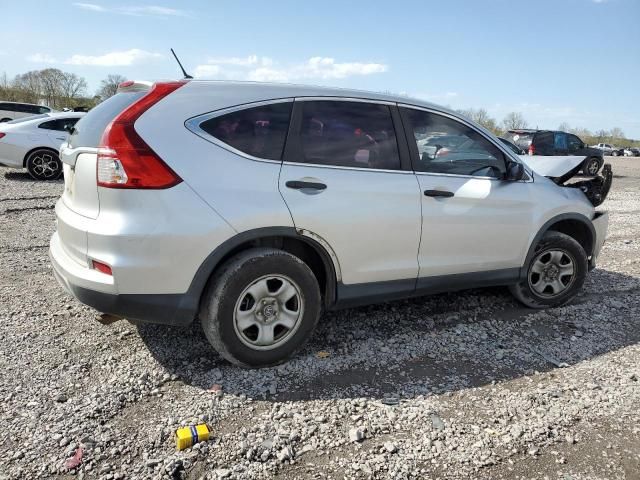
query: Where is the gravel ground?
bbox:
[1,158,639,480]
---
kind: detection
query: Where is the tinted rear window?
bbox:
[69,91,146,148]
[199,102,293,160]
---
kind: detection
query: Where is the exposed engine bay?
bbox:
[520,155,613,207]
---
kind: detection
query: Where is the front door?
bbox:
[279,99,422,290]
[400,106,536,280]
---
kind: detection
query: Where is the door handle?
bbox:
[286,180,327,191]
[424,189,454,198]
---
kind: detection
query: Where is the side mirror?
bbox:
[506,161,525,181]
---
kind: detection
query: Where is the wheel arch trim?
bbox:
[521,213,595,281]
[183,227,340,319]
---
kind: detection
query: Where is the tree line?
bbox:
[2,68,638,147]
[0,69,126,110]
[459,108,639,148]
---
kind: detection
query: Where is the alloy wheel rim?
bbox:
[31,152,59,178]
[528,248,576,298]
[587,160,599,175]
[233,274,304,350]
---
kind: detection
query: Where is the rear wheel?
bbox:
[200,248,321,367]
[509,231,587,309]
[0,118,11,123]
[26,149,62,180]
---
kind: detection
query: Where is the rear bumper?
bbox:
[50,231,196,326]
[589,210,609,270]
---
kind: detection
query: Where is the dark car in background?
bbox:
[502,129,603,175]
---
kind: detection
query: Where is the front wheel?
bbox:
[26,149,62,180]
[584,157,601,176]
[509,231,587,309]
[200,248,321,367]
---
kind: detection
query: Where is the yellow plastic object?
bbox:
[175,424,210,450]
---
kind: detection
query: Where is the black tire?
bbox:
[0,118,11,123]
[509,231,587,309]
[25,149,62,180]
[200,247,321,367]
[583,157,601,176]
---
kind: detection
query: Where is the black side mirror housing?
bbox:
[506,161,525,181]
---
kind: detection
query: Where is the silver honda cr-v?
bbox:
[49,80,612,367]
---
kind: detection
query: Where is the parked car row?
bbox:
[47,79,612,367]
[501,129,603,175]
[623,147,640,157]
[591,143,625,156]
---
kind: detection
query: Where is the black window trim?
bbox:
[184,97,295,164]
[282,96,413,174]
[38,116,81,131]
[398,103,531,182]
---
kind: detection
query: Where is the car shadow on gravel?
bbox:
[3,170,63,183]
[137,268,640,402]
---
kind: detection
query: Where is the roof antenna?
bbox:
[170,48,193,79]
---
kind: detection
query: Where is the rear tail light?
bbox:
[97,81,186,189]
[0,133,5,139]
[92,260,112,276]
[528,144,535,155]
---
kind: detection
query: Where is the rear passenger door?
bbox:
[279,99,422,289]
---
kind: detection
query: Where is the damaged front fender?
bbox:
[520,155,612,207]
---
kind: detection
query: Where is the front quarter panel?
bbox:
[523,174,595,263]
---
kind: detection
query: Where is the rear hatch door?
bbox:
[61,87,149,219]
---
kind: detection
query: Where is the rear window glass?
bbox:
[296,101,401,170]
[199,102,293,160]
[69,91,146,148]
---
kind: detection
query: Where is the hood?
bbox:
[519,155,585,182]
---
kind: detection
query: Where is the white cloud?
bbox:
[73,2,106,12]
[118,6,189,16]
[193,55,388,82]
[205,55,274,67]
[193,64,221,78]
[27,53,57,64]
[65,49,162,66]
[73,3,189,17]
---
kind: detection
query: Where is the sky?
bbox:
[1,0,639,137]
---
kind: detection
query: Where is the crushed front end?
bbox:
[566,164,613,207]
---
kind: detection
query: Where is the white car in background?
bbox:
[0,112,84,180]
[0,101,53,122]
